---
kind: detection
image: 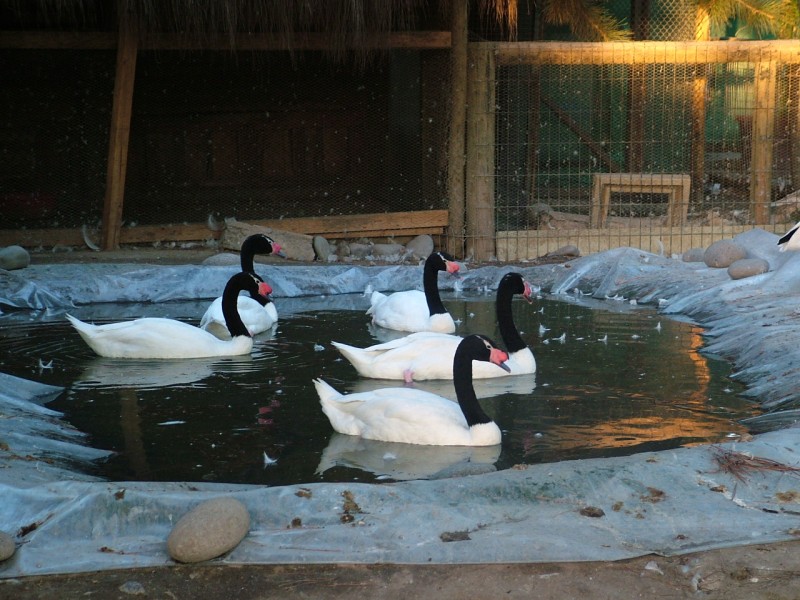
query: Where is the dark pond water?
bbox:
[0,292,758,485]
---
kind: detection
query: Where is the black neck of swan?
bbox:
[222,273,255,338]
[496,274,527,353]
[423,253,448,316]
[453,338,492,426]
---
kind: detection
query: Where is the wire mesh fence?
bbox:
[490,41,798,260]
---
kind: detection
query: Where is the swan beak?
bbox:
[272,243,287,258]
[522,281,534,304]
[258,282,273,297]
[490,347,511,372]
[446,260,461,277]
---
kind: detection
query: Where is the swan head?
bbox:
[429,251,460,276]
[501,272,534,304]
[243,233,286,259]
[462,334,510,372]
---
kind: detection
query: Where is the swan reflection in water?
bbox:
[72,351,269,390]
[317,432,502,481]
[345,372,536,402]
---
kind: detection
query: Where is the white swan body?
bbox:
[316,334,509,446]
[68,272,269,359]
[200,295,278,339]
[367,291,455,333]
[200,233,283,339]
[778,221,800,252]
[335,272,536,381]
[367,251,459,333]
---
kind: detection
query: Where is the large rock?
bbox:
[0,530,15,561]
[220,219,315,262]
[704,240,747,268]
[728,258,769,280]
[405,234,434,260]
[167,497,250,563]
[0,245,30,270]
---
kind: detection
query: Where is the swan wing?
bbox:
[368,290,432,332]
[333,332,462,380]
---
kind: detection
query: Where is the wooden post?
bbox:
[101,17,138,250]
[789,65,800,196]
[465,46,496,261]
[690,9,710,207]
[446,0,468,258]
[750,60,777,225]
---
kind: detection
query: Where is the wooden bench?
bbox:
[590,173,691,228]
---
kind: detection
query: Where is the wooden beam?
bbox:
[0,31,117,49]
[750,60,778,225]
[101,19,138,250]
[0,30,450,51]
[251,210,449,238]
[491,39,800,66]
[465,46,496,261]
[142,31,451,51]
[0,211,449,249]
[446,0,468,258]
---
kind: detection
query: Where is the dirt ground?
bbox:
[5,245,800,599]
[2,540,799,600]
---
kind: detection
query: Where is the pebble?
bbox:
[167,497,250,563]
[0,245,30,270]
[118,580,146,595]
[682,247,705,262]
[703,240,747,268]
[405,234,434,260]
[0,531,15,561]
[728,258,769,280]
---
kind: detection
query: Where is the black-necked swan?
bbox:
[366,251,460,333]
[778,221,800,252]
[200,233,283,339]
[333,272,536,381]
[314,334,509,446]
[67,272,270,359]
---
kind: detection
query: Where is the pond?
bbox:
[0,291,758,486]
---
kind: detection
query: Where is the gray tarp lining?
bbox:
[1,228,799,576]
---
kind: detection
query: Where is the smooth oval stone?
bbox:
[0,531,15,561]
[545,244,580,259]
[704,240,747,268]
[167,497,250,563]
[405,234,434,260]
[682,247,706,262]
[371,243,405,257]
[728,258,769,280]
[312,235,331,261]
[0,245,30,270]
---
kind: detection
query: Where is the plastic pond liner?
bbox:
[0,230,799,576]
